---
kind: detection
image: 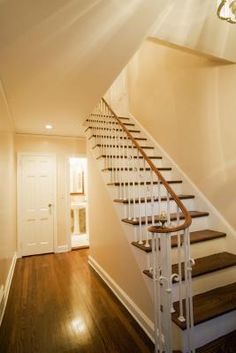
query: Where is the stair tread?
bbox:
[86,119,134,126]
[88,135,147,141]
[85,126,141,133]
[90,113,130,121]
[114,194,194,204]
[97,155,162,160]
[196,329,236,353]
[93,144,154,149]
[143,252,236,280]
[102,167,172,172]
[108,180,182,186]
[123,211,209,226]
[172,282,236,329]
[118,116,130,120]
[132,229,226,253]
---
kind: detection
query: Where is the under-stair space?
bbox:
[85,99,236,353]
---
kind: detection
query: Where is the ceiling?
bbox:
[150,0,236,63]
[0,0,168,137]
[1,0,236,137]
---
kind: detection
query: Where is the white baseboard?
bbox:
[0,252,17,326]
[88,255,154,342]
[55,244,69,253]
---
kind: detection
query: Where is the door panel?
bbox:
[18,155,56,256]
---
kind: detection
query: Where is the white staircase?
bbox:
[85,98,236,353]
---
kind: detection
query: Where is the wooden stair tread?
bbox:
[196,330,236,353]
[123,211,209,226]
[131,229,226,253]
[93,144,154,149]
[90,113,130,120]
[85,126,141,133]
[97,155,162,160]
[108,180,182,186]
[86,119,134,126]
[118,116,130,120]
[143,252,236,280]
[102,167,172,172]
[172,282,236,329]
[114,194,194,204]
[88,135,147,141]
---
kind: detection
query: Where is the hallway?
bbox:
[0,250,154,353]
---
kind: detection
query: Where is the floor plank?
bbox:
[0,250,154,353]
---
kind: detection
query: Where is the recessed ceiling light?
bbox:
[45,124,53,130]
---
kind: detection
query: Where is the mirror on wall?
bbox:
[70,158,86,195]
[69,157,89,249]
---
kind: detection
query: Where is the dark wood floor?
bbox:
[0,249,154,353]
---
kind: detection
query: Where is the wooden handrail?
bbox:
[101,98,192,234]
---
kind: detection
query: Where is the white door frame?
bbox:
[17,153,57,257]
[65,154,89,251]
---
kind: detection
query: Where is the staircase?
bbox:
[85,98,236,353]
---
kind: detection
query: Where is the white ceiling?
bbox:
[1,0,236,137]
[0,0,167,137]
[150,0,236,63]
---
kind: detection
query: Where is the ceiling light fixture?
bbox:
[45,124,53,130]
[217,0,236,23]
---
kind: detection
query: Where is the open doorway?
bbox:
[69,157,89,249]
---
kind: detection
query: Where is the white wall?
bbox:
[0,83,17,308]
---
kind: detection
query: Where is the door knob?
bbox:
[48,203,52,208]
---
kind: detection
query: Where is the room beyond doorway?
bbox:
[69,157,89,249]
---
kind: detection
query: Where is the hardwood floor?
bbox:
[0,250,154,353]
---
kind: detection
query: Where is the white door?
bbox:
[18,154,56,256]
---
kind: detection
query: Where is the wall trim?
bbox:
[0,252,17,327]
[130,113,236,240]
[15,132,86,140]
[88,255,154,342]
[55,244,69,253]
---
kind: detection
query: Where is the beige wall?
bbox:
[0,86,17,293]
[127,39,236,230]
[15,134,86,246]
[88,148,153,321]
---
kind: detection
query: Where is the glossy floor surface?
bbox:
[0,250,154,353]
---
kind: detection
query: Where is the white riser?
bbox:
[87,129,143,139]
[119,198,195,218]
[144,265,236,307]
[93,146,157,157]
[121,216,210,246]
[181,310,236,352]
[97,158,166,170]
[95,155,165,171]
[108,183,184,200]
[174,236,227,261]
[144,236,227,276]
[103,170,174,182]
[172,266,236,301]
[144,265,236,298]
[90,138,154,149]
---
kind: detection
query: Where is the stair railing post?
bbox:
[137,149,143,244]
[131,143,137,221]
